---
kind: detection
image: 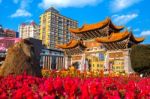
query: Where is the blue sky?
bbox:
[0,0,150,43]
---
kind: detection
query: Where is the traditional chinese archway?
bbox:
[56,18,144,74]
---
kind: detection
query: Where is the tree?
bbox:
[131,44,150,76]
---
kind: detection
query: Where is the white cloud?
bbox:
[20,0,31,9]
[141,30,150,36]
[133,28,140,32]
[110,0,142,12]
[112,13,138,25]
[127,27,140,32]
[10,0,32,18]
[10,9,32,18]
[39,0,102,9]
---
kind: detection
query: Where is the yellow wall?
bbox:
[46,12,50,47]
[86,52,105,71]
[40,14,43,40]
[112,59,124,72]
[40,12,51,48]
[91,61,104,71]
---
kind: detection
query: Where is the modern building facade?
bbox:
[0,25,16,37]
[19,21,39,39]
[40,48,65,70]
[0,37,21,66]
[40,7,78,48]
[16,32,19,38]
[0,25,4,37]
[57,18,145,74]
[3,29,16,37]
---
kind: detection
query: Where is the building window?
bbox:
[93,64,94,67]
[97,64,99,67]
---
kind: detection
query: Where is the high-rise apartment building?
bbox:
[40,7,78,48]
[19,21,39,39]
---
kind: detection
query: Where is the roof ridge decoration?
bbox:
[95,30,144,43]
[130,31,145,43]
[56,39,86,49]
[66,39,74,46]
[69,17,124,34]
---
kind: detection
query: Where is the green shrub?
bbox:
[131,44,150,76]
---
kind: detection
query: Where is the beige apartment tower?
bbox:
[40,7,78,48]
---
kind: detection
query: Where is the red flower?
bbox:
[44,78,54,94]
[43,94,55,99]
[89,81,103,98]
[0,92,7,99]
[125,91,135,99]
[80,82,90,99]
[63,78,79,98]
[53,77,63,94]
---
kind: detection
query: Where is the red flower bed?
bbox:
[0,75,150,99]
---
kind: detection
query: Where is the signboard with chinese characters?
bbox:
[72,55,82,60]
[109,52,123,58]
